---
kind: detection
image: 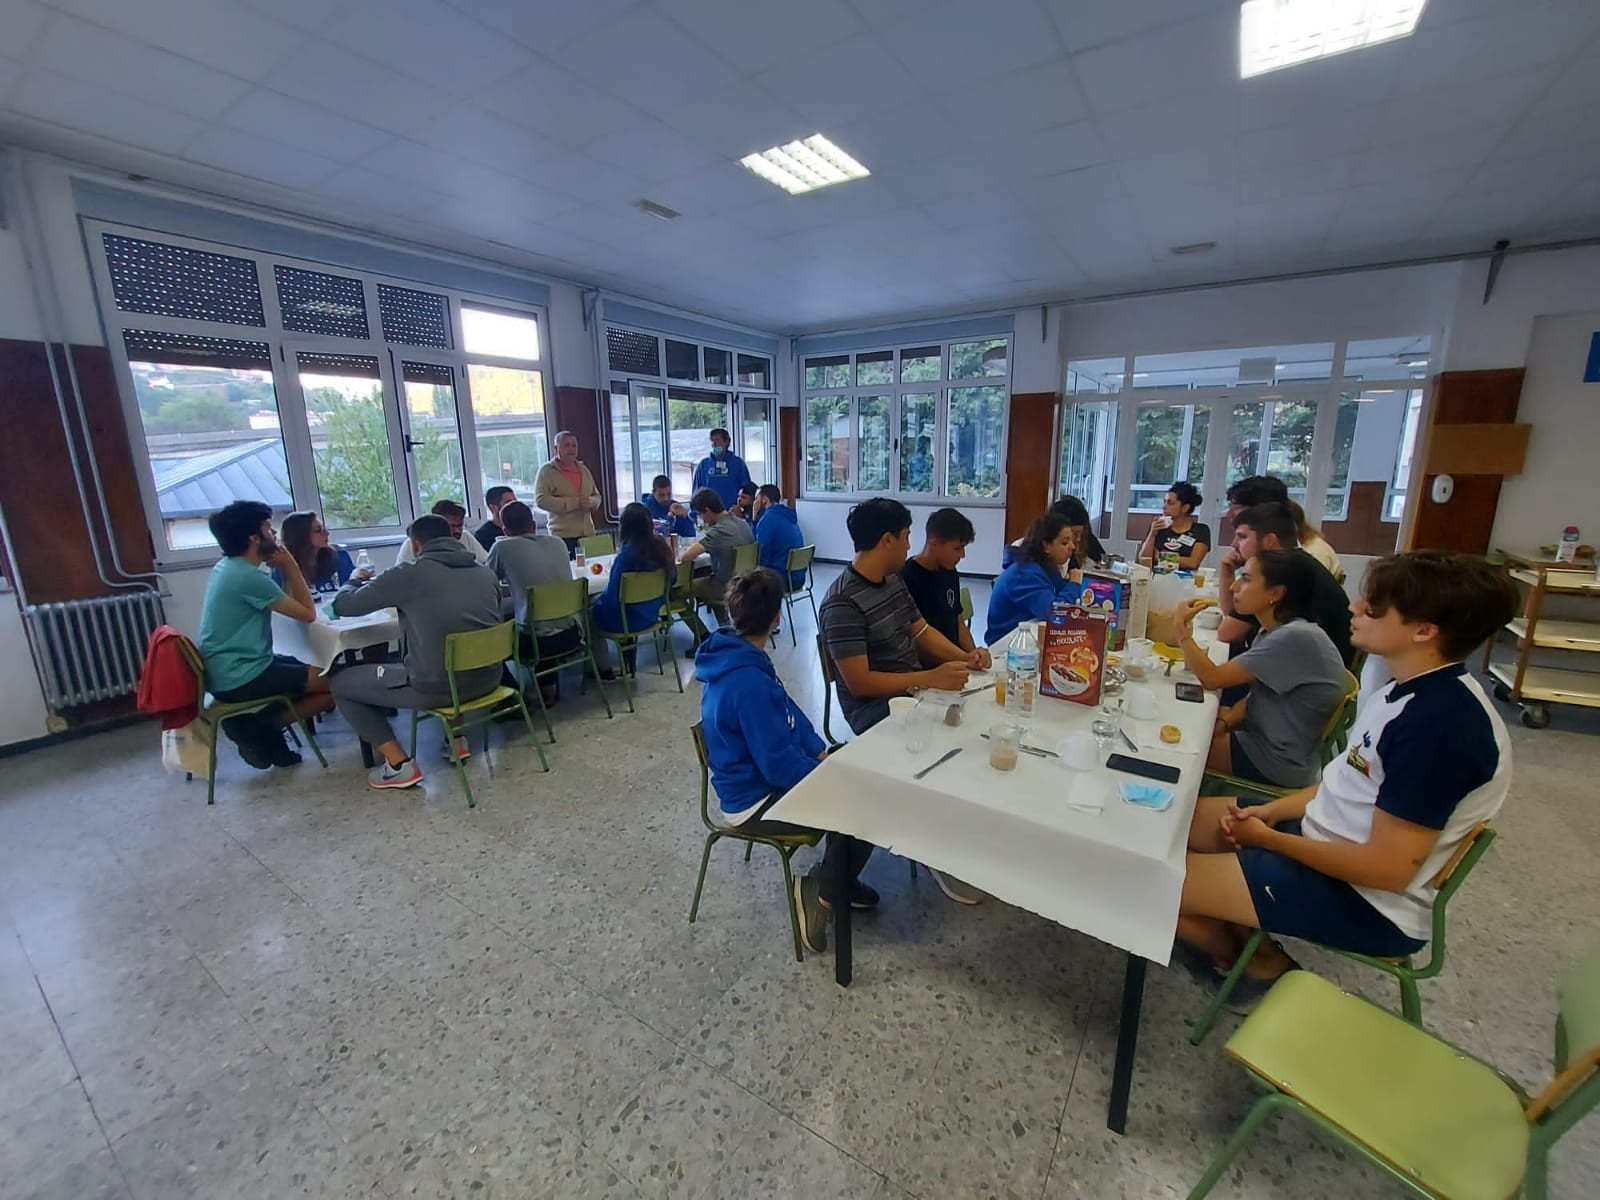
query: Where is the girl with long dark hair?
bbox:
[983,511,1079,643]
[592,502,675,671]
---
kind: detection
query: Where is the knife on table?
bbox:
[980,733,1057,758]
[1118,726,1140,753]
[912,747,963,779]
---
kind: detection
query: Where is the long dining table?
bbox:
[765,630,1224,1134]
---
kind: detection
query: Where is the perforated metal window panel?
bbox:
[122,329,273,371]
[607,327,660,375]
[401,361,455,387]
[103,233,266,326]
[296,351,381,379]
[274,265,370,339]
[377,284,451,348]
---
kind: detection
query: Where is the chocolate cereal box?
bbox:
[1039,602,1109,707]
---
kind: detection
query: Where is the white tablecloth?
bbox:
[766,635,1224,965]
[571,553,615,596]
[272,607,401,674]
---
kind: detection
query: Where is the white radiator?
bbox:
[23,591,165,708]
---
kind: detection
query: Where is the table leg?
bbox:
[832,833,853,987]
[1106,953,1147,1134]
[360,739,376,769]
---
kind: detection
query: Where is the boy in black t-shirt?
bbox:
[899,508,992,670]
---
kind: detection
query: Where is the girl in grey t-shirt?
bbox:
[1176,549,1349,787]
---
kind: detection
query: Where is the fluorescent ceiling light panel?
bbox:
[1239,0,1427,79]
[740,134,870,195]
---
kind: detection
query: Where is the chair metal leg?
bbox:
[584,645,614,719]
[779,848,803,962]
[1187,1093,1287,1199]
[531,675,557,743]
[453,752,475,808]
[1189,930,1265,1046]
[206,732,218,806]
[744,841,754,862]
[610,638,637,713]
[1398,975,1422,1026]
[689,832,719,923]
[666,629,684,692]
[301,721,328,767]
[785,594,798,646]
[515,695,550,772]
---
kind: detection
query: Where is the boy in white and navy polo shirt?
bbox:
[1176,550,1519,1002]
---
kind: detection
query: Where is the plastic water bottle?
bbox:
[354,548,373,575]
[1557,525,1580,563]
[1005,623,1039,724]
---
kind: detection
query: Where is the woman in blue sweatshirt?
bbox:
[697,567,875,955]
[592,502,676,674]
[984,511,1080,644]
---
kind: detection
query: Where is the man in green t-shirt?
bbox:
[198,500,335,769]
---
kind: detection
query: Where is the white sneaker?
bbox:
[368,759,422,790]
[927,868,986,905]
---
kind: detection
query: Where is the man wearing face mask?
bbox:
[691,427,752,511]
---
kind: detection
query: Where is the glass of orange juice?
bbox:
[995,674,1007,706]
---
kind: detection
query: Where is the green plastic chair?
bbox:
[178,637,326,805]
[1187,942,1600,1200]
[579,531,615,558]
[595,569,682,712]
[409,619,546,807]
[662,560,698,641]
[1200,669,1360,801]
[1190,821,1497,1045]
[516,578,613,742]
[732,540,760,573]
[777,544,819,646]
[687,722,822,962]
[815,633,849,747]
[960,586,974,627]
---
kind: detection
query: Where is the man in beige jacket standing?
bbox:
[534,430,603,556]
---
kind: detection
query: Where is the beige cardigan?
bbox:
[534,460,600,540]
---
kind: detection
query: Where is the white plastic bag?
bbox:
[162,721,212,776]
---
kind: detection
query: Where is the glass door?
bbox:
[392,354,470,514]
[290,349,408,536]
[1059,398,1119,535]
[737,394,776,488]
[612,381,666,506]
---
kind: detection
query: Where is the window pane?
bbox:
[1130,403,1208,512]
[1135,342,1333,389]
[856,350,894,386]
[1263,399,1316,494]
[665,338,699,381]
[127,333,288,552]
[949,338,1008,379]
[378,284,451,348]
[804,355,849,389]
[462,305,540,360]
[857,396,890,492]
[946,386,1005,498]
[298,353,400,531]
[1227,401,1264,487]
[703,346,732,386]
[900,345,940,382]
[607,327,659,375]
[1322,393,1363,521]
[668,389,728,496]
[741,395,771,488]
[610,387,636,503]
[900,393,937,494]
[1344,336,1430,383]
[470,363,547,498]
[274,265,369,339]
[736,353,770,389]
[1060,399,1119,525]
[400,361,466,512]
[1066,357,1124,394]
[637,387,667,497]
[804,395,849,493]
[104,233,265,326]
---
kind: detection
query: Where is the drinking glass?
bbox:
[904,699,934,753]
[1091,696,1124,753]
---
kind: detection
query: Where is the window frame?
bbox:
[85,219,551,564]
[799,335,1013,504]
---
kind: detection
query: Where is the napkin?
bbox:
[1119,782,1173,812]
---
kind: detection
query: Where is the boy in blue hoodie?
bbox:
[751,484,805,589]
[697,567,876,954]
[641,475,696,538]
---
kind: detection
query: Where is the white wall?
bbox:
[1348,393,1409,483]
[1441,247,1600,372]
[1011,304,1062,394]
[795,500,1009,576]
[546,281,597,391]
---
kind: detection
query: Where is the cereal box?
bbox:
[1077,565,1151,650]
[1038,603,1109,707]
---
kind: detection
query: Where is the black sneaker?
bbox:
[267,730,303,768]
[223,715,274,770]
[793,874,829,954]
[1221,971,1284,1016]
[850,882,880,910]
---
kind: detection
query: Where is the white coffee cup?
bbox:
[1127,690,1161,721]
[888,696,917,724]
[1059,731,1100,771]
[1124,637,1154,659]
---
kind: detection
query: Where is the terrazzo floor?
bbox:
[2,566,1598,1199]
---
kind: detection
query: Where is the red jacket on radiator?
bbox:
[136,625,199,729]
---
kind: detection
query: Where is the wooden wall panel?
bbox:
[551,385,608,515]
[1319,481,1398,557]
[1407,368,1525,555]
[1003,391,1059,542]
[778,406,799,500]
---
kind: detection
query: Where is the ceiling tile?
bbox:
[984,120,1108,181]
[942,61,1090,141]
[587,118,723,183]
[1497,101,1600,165]
[54,0,305,81]
[1118,146,1240,196]
[183,125,341,190]
[561,8,735,111]
[827,102,956,171]
[1395,0,1600,96]
[653,0,863,74]
[1234,156,1353,205]
[237,0,353,32]
[643,162,777,219]
[1371,68,1545,145]
[321,0,536,97]
[407,105,564,181]
[1096,91,1239,159]
[878,0,1063,83]
[1323,173,1470,248]
[534,153,647,208]
[266,41,441,134]
[442,0,641,53]
[1237,105,1377,168]
[219,88,392,163]
[1045,0,1235,54]
[1072,11,1236,115]
[916,185,1029,232]
[34,14,251,117]
[756,34,923,129]
[658,83,812,160]
[1232,38,1407,134]
[0,1,52,61]
[1532,54,1600,116]
[10,65,205,155]
[479,60,642,148]
[315,164,452,220]
[0,57,19,104]
[356,140,575,221]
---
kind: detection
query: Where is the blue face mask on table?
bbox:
[1119,782,1173,811]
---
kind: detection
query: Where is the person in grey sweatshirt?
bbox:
[486,500,583,705]
[330,513,505,790]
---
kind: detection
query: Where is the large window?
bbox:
[93,225,548,557]
[1130,402,1208,512]
[801,336,1012,501]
